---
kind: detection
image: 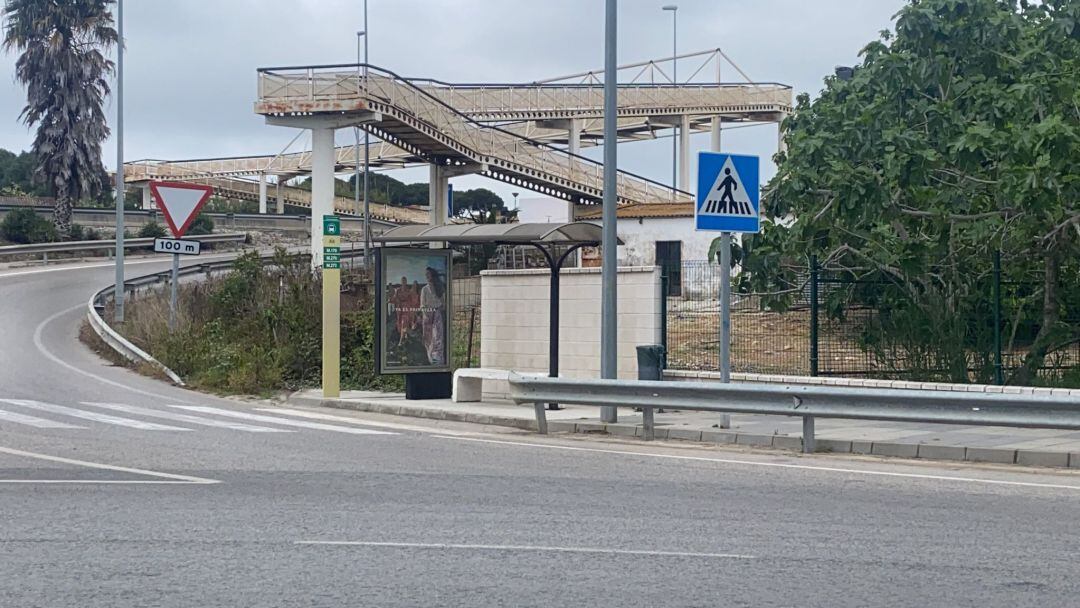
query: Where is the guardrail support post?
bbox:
[42,252,48,265]
[642,405,655,440]
[802,415,815,453]
[533,401,548,434]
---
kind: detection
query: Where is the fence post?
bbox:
[993,250,1004,385]
[660,269,669,370]
[809,255,819,377]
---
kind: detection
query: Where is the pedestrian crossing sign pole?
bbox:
[322,215,341,398]
[694,152,760,392]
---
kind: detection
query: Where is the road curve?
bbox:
[0,255,1078,607]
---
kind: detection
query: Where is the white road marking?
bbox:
[0,445,218,484]
[0,252,243,280]
[172,406,398,435]
[0,399,190,431]
[33,304,199,403]
[295,540,756,560]
[0,258,163,279]
[436,436,1080,492]
[83,402,293,433]
[0,408,85,429]
[254,407,462,434]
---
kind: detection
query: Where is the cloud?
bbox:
[0,0,903,202]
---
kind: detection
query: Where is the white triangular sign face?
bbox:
[699,157,755,217]
[149,182,213,238]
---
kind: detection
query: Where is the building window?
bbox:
[655,240,682,297]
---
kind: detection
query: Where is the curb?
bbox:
[289,395,542,432]
[291,395,1080,470]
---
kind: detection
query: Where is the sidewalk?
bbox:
[288,389,1080,469]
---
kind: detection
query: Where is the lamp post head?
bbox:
[357,30,366,37]
[662,5,678,11]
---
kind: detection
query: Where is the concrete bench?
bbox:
[452,368,545,403]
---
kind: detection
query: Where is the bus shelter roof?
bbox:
[373,222,621,246]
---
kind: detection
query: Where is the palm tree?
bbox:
[3,0,118,239]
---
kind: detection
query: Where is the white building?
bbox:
[578,201,715,266]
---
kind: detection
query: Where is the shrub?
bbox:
[0,208,55,244]
[187,214,214,235]
[137,222,167,238]
[68,224,101,241]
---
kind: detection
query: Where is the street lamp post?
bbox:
[662,5,678,193]
[356,17,371,267]
[600,0,618,423]
[113,0,125,322]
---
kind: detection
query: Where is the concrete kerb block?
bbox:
[736,434,775,448]
[966,447,1017,464]
[607,423,640,438]
[871,442,919,458]
[576,422,607,434]
[814,438,852,453]
[1016,451,1070,468]
[850,441,874,455]
[701,430,738,444]
[547,420,577,434]
[917,444,967,462]
[666,427,704,442]
[771,435,804,451]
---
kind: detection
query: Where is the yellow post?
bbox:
[321,215,341,398]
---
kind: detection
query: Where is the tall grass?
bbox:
[119,249,402,394]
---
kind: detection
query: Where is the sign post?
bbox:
[695,152,760,416]
[149,181,213,331]
[322,215,341,398]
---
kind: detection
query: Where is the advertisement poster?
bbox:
[377,248,452,374]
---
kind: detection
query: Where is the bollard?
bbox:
[533,402,548,435]
[636,344,665,440]
[802,415,816,453]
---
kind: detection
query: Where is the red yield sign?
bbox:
[149,181,214,238]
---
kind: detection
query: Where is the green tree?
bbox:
[744,0,1080,384]
[2,0,118,238]
[453,188,509,223]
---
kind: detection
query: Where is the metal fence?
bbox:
[664,255,1080,387]
[664,261,811,375]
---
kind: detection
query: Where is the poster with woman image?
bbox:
[376,248,452,373]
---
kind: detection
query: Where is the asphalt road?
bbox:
[1,254,1079,607]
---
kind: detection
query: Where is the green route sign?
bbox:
[323,215,340,236]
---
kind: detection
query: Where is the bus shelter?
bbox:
[375,223,621,409]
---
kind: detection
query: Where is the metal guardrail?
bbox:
[507,375,1080,453]
[88,247,367,384]
[0,205,401,233]
[0,233,249,262]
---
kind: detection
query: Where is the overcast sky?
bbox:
[0,0,905,205]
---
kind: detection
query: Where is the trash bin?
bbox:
[636,344,665,381]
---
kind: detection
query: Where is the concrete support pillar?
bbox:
[568,119,582,155]
[568,118,582,178]
[275,177,285,214]
[310,127,336,267]
[141,185,153,210]
[711,117,722,152]
[258,173,268,214]
[678,114,691,191]
[429,163,448,248]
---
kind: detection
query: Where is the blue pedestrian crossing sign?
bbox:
[695,152,760,233]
